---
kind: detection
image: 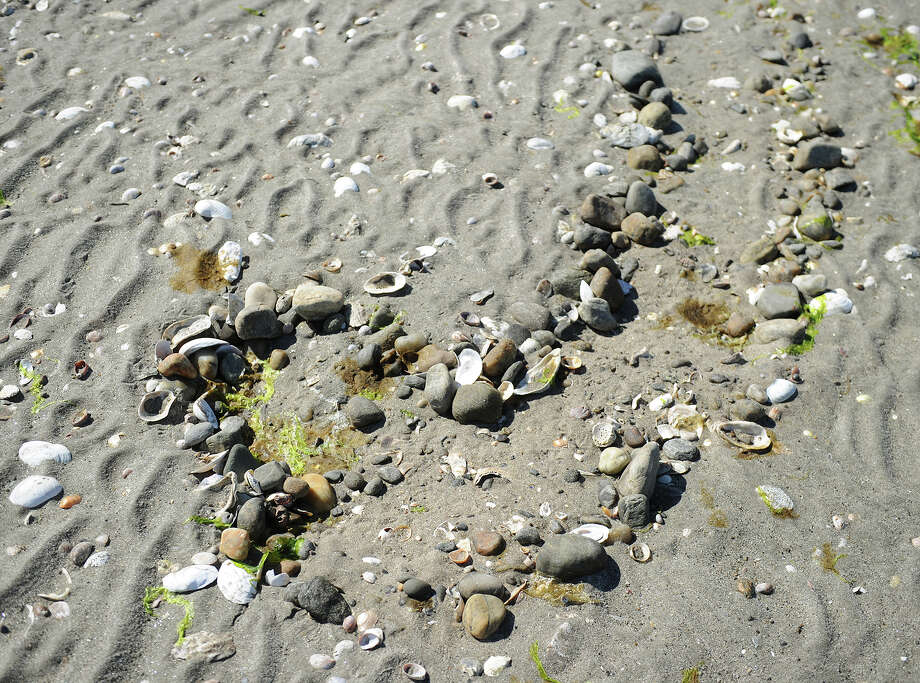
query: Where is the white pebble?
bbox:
[857,8,876,20]
[302,55,320,67]
[447,95,478,111]
[124,76,150,89]
[499,44,526,59]
[333,176,359,197]
[708,77,741,89]
[583,162,613,177]
[526,137,554,150]
[362,571,376,583]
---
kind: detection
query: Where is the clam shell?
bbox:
[358,627,384,650]
[498,380,514,401]
[681,16,710,31]
[364,272,407,295]
[19,441,72,467]
[570,523,611,544]
[579,280,594,303]
[194,199,233,220]
[562,355,583,370]
[334,176,359,197]
[513,349,561,396]
[9,475,62,508]
[138,390,176,423]
[216,560,257,605]
[455,348,483,385]
[192,396,219,429]
[458,311,480,326]
[628,543,651,563]
[403,662,427,681]
[163,564,219,593]
[592,422,616,448]
[766,378,797,404]
[356,610,377,632]
[713,421,772,451]
[177,337,241,358]
[165,315,213,350]
[309,653,335,670]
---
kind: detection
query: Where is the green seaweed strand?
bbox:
[530,641,563,683]
[782,297,826,356]
[186,515,231,529]
[143,586,194,646]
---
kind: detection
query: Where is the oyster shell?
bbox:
[628,542,651,563]
[713,420,772,451]
[513,349,561,396]
[455,348,483,385]
[364,272,406,295]
[138,390,176,423]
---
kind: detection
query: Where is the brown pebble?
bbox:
[481,339,517,379]
[722,312,755,338]
[279,559,301,577]
[623,426,646,448]
[268,349,289,370]
[737,579,755,599]
[157,352,198,380]
[282,476,309,500]
[219,528,251,562]
[59,494,82,509]
[471,530,505,556]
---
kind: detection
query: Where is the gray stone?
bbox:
[292,284,345,321]
[364,476,386,496]
[424,363,457,416]
[223,445,260,479]
[730,398,766,422]
[618,493,650,528]
[793,142,843,171]
[452,384,503,424]
[745,73,772,93]
[236,498,267,543]
[505,323,530,347]
[597,482,618,508]
[345,396,385,428]
[252,461,286,492]
[577,298,618,332]
[627,145,663,171]
[343,471,366,491]
[579,249,620,275]
[756,283,802,319]
[580,194,627,231]
[171,630,236,663]
[739,236,779,265]
[357,343,381,370]
[535,534,608,579]
[218,351,247,385]
[244,282,277,310]
[617,442,660,499]
[625,182,657,216]
[402,578,434,601]
[750,318,807,345]
[661,438,699,462]
[621,213,663,246]
[283,577,351,624]
[403,374,426,390]
[792,273,827,298]
[611,50,662,92]
[509,301,553,331]
[458,573,508,601]
[637,101,671,129]
[235,305,280,340]
[651,10,682,35]
[573,223,611,251]
[183,422,216,448]
[377,465,403,485]
[206,416,248,453]
[515,527,543,546]
[551,268,593,300]
[797,196,834,241]
[501,360,526,385]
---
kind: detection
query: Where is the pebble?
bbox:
[471,531,505,556]
[69,541,94,567]
[292,284,345,321]
[18,441,72,467]
[402,578,434,601]
[463,594,507,640]
[163,565,219,593]
[217,560,257,605]
[618,493,651,528]
[219,528,250,562]
[617,442,659,499]
[535,534,607,579]
[452,383,502,424]
[377,465,403,485]
[611,50,662,91]
[345,396,385,428]
[766,378,798,404]
[756,283,802,319]
[284,577,352,623]
[458,573,508,601]
[661,438,699,461]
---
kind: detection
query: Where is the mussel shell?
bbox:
[164,315,213,350]
[177,337,242,358]
[138,390,176,423]
[513,349,561,396]
[364,272,407,295]
[713,420,772,451]
[458,311,480,327]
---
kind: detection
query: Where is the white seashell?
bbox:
[217,560,257,604]
[334,176,359,197]
[83,551,110,567]
[196,473,225,491]
[766,378,797,404]
[579,280,594,303]
[309,653,335,669]
[681,16,710,31]
[628,542,651,562]
[333,639,354,659]
[721,161,746,173]
[446,452,467,477]
[403,662,427,680]
[349,162,371,176]
[55,106,88,121]
[138,391,176,423]
[857,8,876,20]
[570,523,610,544]
[431,158,455,174]
[358,627,384,650]
[756,484,794,514]
[713,421,772,451]
[896,73,918,90]
[884,244,919,262]
[782,78,811,100]
[363,272,407,295]
[592,422,616,448]
[362,571,376,583]
[195,199,232,220]
[18,441,72,468]
[483,655,512,677]
[707,77,741,89]
[648,393,674,412]
[172,170,199,186]
[287,133,333,148]
[163,565,218,593]
[818,289,853,316]
[217,241,242,282]
[264,569,290,587]
[9,475,62,507]
[514,349,561,396]
[95,121,115,133]
[166,315,212,350]
[48,601,70,619]
[415,245,437,258]
[455,348,483,385]
[584,162,613,177]
[192,396,219,429]
[356,610,377,632]
[191,552,218,566]
[447,95,478,111]
[124,76,151,89]
[602,122,650,148]
[302,55,320,67]
[499,44,526,59]
[498,380,514,401]
[402,169,430,182]
[526,137,554,150]
[178,337,241,358]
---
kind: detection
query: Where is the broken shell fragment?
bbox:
[364,272,407,295]
[570,523,611,544]
[713,421,772,451]
[513,349,561,396]
[592,422,616,448]
[138,391,176,423]
[165,315,213,350]
[561,355,583,370]
[448,548,471,565]
[628,542,651,563]
[498,381,514,401]
[322,258,342,272]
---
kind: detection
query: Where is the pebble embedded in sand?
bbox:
[499,44,526,59]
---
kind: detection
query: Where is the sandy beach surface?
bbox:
[1,0,919,681]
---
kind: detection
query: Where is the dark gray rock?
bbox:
[611,50,662,91]
[364,476,386,496]
[739,236,779,265]
[218,352,247,385]
[343,472,366,491]
[345,396,385,428]
[597,482,619,508]
[283,577,351,624]
[535,534,608,579]
[661,438,699,462]
[377,465,404,485]
[402,578,434,601]
[183,422,216,448]
[223,444,261,479]
[458,573,508,601]
[509,301,553,331]
[580,194,627,231]
[515,527,543,546]
[790,32,812,49]
[793,142,843,171]
[824,168,855,191]
[452,383,503,424]
[573,223,611,251]
[625,181,657,217]
[236,498,267,543]
[730,398,767,422]
[579,249,621,275]
[357,343,381,370]
[501,360,526,385]
[651,11,682,35]
[235,305,280,340]
[577,298,617,332]
[424,363,457,416]
[206,416,248,453]
[756,283,802,319]
[252,461,286,492]
[618,493,650,528]
[505,323,530,347]
[551,268,593,300]
[70,541,94,567]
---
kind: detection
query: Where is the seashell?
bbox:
[322,258,342,272]
[264,569,290,587]
[48,601,71,619]
[766,378,797,404]
[628,542,651,563]
[216,560,257,604]
[163,564,219,593]
[513,349,561,396]
[217,241,242,282]
[415,245,437,259]
[713,421,772,451]
[570,523,611,544]
[177,337,240,357]
[364,272,407,295]
[59,494,82,509]
[83,551,110,568]
[403,662,427,681]
[579,280,594,303]
[592,422,616,448]
[333,640,355,660]
[455,348,483,385]
[138,391,176,423]
[449,549,471,565]
[681,16,710,31]
[287,133,333,148]
[334,176,359,197]
[356,610,377,632]
[483,656,512,677]
[469,288,494,304]
[309,654,335,670]
[18,441,72,468]
[195,199,233,220]
[497,380,514,401]
[527,137,555,151]
[124,76,151,89]
[500,43,526,59]
[192,396,219,429]
[342,615,356,632]
[55,106,88,121]
[358,627,384,650]
[458,311,480,327]
[669,461,690,475]
[562,355,583,370]
[447,95,477,110]
[648,393,674,412]
[165,315,213,350]
[9,475,62,508]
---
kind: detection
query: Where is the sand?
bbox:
[1,0,919,681]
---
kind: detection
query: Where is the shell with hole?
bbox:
[712,421,772,451]
[403,662,427,681]
[138,391,176,423]
[592,422,617,448]
[513,349,561,396]
[455,348,483,385]
[628,542,651,562]
[165,315,213,350]
[364,272,407,295]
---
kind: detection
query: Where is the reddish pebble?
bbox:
[59,494,82,509]
[471,530,505,556]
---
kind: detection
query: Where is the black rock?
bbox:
[324,470,344,484]
[343,471,367,491]
[515,527,543,546]
[535,535,608,579]
[364,476,386,496]
[223,444,261,479]
[252,461,286,492]
[284,577,351,624]
[378,465,404,485]
[402,578,434,601]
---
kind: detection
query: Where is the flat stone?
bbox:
[750,318,807,345]
[611,50,662,92]
[402,578,434,601]
[458,573,508,601]
[205,416,248,453]
[292,284,345,321]
[618,493,650,528]
[452,384,503,424]
[756,283,802,319]
[416,344,457,372]
[730,398,766,422]
[535,534,608,579]
[621,213,663,246]
[515,527,543,546]
[627,145,663,172]
[617,442,659,499]
[171,631,236,663]
[253,461,286,492]
[792,273,827,298]
[345,396,385,428]
[661,438,699,461]
[794,142,843,171]
[580,194,627,231]
[739,236,779,265]
[573,223,611,251]
[471,531,505,556]
[625,181,657,216]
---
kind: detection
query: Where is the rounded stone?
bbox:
[463,594,507,640]
[268,349,289,370]
[598,447,631,475]
[637,101,671,129]
[219,528,251,562]
[292,284,345,321]
[402,578,434,601]
[482,339,517,379]
[451,384,503,424]
[535,534,608,579]
[458,573,508,601]
[661,438,699,462]
[301,473,337,513]
[157,353,197,379]
[345,396,385,428]
[235,305,280,340]
[471,531,505,556]
[618,493,650,528]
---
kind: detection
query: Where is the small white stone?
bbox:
[163,565,218,593]
[83,551,110,567]
[526,137,554,150]
[884,244,919,262]
[499,44,526,59]
[191,551,218,565]
[194,199,232,220]
[124,76,151,89]
[217,241,242,282]
[302,55,320,67]
[896,73,918,90]
[309,653,335,669]
[334,176,359,197]
[9,475,62,507]
[362,571,377,583]
[483,655,512,676]
[447,95,478,111]
[708,77,741,89]
[583,162,613,177]
[264,569,290,587]
[55,106,88,121]
[857,8,876,20]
